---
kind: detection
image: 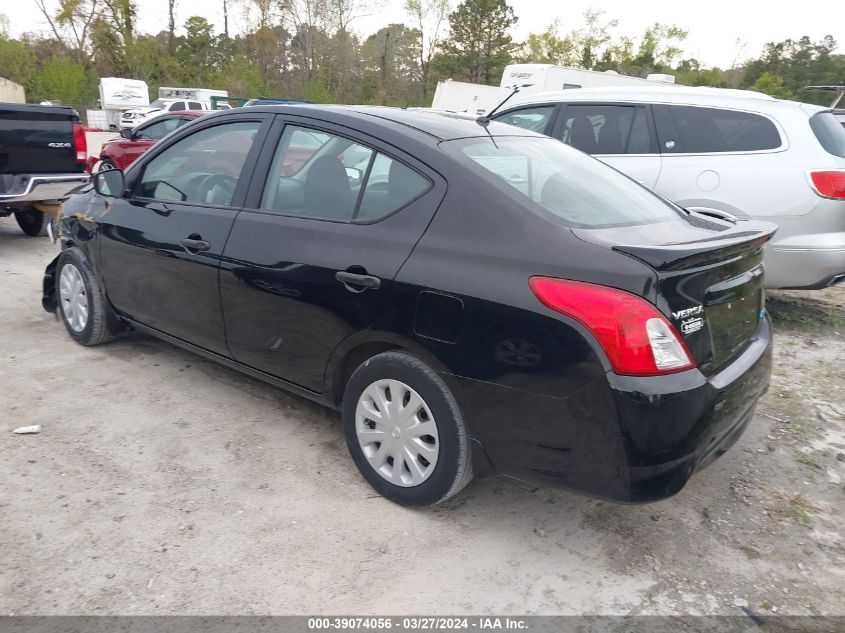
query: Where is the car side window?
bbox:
[136,121,261,205]
[188,102,203,111]
[495,106,554,133]
[170,102,186,112]
[135,117,181,141]
[357,153,431,221]
[660,105,781,153]
[260,125,431,222]
[559,105,652,154]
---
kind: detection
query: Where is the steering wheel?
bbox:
[196,173,238,205]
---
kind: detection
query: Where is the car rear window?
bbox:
[658,105,781,153]
[810,112,845,159]
[444,136,684,229]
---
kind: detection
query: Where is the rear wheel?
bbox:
[14,207,49,237]
[56,247,120,346]
[342,351,472,506]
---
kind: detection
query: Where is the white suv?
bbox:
[493,86,845,289]
[120,99,208,130]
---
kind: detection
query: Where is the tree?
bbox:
[404,0,449,97]
[441,0,517,84]
[519,21,577,66]
[632,23,687,70]
[0,36,38,90]
[574,8,617,70]
[31,55,91,103]
[362,23,419,104]
[168,0,177,52]
[34,0,99,66]
[750,71,793,99]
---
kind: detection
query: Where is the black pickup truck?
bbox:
[1,103,89,236]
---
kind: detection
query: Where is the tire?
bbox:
[342,351,473,506]
[98,158,116,172]
[55,247,120,346]
[14,207,49,237]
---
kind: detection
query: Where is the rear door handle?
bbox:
[180,237,210,252]
[335,271,381,290]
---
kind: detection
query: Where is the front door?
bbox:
[554,103,662,188]
[219,118,444,392]
[98,115,270,355]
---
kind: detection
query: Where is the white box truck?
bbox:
[0,77,26,104]
[432,63,676,114]
[158,86,229,104]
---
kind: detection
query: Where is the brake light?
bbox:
[809,170,845,199]
[528,277,695,376]
[73,123,87,163]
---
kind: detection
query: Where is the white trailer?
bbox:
[97,77,150,129]
[500,64,676,91]
[432,64,676,115]
[430,80,510,115]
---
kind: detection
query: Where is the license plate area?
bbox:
[705,265,764,368]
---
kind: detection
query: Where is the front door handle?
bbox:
[335,271,381,290]
[180,237,210,252]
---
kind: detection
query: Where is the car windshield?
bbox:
[443,136,684,228]
[149,99,169,108]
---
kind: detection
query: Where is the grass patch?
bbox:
[767,291,845,332]
[770,492,819,526]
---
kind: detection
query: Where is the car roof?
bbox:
[503,85,827,114]
[225,104,543,141]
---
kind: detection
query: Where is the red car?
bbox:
[95,111,205,172]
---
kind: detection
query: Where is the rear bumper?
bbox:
[765,231,845,289]
[453,316,772,503]
[0,173,89,205]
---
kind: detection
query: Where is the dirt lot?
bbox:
[1,215,843,616]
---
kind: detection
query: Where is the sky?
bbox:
[4,0,844,69]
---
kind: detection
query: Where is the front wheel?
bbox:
[342,351,473,506]
[98,158,117,172]
[14,207,49,237]
[56,247,120,345]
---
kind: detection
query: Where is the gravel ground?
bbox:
[1,214,843,616]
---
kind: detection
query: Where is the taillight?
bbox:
[528,277,695,376]
[808,170,845,199]
[72,123,87,163]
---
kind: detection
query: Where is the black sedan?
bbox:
[43,105,775,506]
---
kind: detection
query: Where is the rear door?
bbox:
[99,113,271,355]
[553,102,662,187]
[219,117,445,392]
[651,104,790,219]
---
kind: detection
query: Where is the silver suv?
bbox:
[493,86,845,289]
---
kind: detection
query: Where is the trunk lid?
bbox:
[0,104,80,175]
[574,213,777,376]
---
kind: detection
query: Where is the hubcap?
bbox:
[355,379,439,487]
[59,264,88,333]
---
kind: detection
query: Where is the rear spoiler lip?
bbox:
[601,221,778,271]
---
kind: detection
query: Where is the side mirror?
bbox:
[119,128,132,139]
[93,168,125,197]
